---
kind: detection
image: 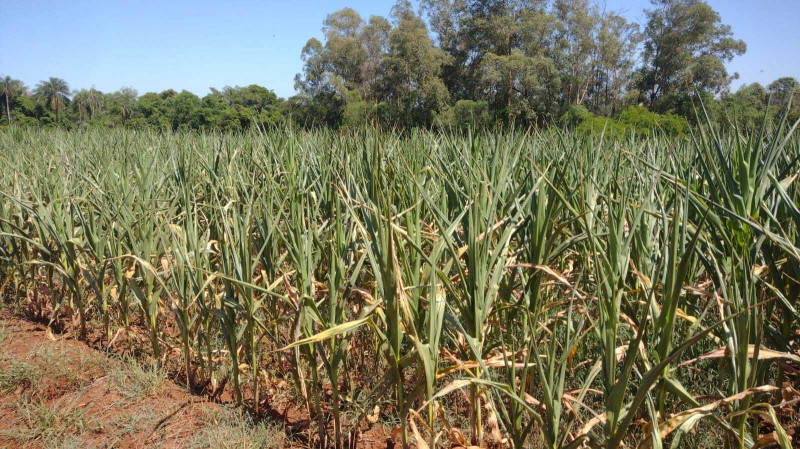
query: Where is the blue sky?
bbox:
[1,0,798,98]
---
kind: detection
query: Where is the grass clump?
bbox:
[189,406,289,449]
[108,356,166,400]
[0,396,96,448]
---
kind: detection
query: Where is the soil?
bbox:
[0,313,396,448]
[0,314,216,448]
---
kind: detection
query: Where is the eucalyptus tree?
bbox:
[382,0,451,126]
[637,0,746,106]
[588,11,641,115]
[295,8,367,97]
[553,0,596,106]
[767,77,799,121]
[472,1,561,124]
[358,16,392,102]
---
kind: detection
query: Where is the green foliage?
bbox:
[435,99,490,129]
[560,104,593,128]
[2,79,287,132]
[342,89,376,127]
[768,77,800,123]
[618,105,687,134]
[33,78,70,124]
[1,122,798,449]
[288,0,750,129]
[1,2,794,134]
[719,83,770,130]
[571,105,688,137]
[637,0,746,105]
[655,90,721,126]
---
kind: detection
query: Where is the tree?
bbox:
[295,38,332,96]
[2,76,27,126]
[87,87,101,121]
[420,0,473,99]
[295,8,368,96]
[133,91,172,130]
[767,77,799,122]
[34,77,71,124]
[359,16,392,101]
[589,11,641,115]
[719,82,769,130]
[195,93,242,132]
[208,85,283,129]
[451,1,562,124]
[107,87,138,126]
[1,77,11,126]
[479,49,560,124]
[553,0,596,106]
[435,99,489,128]
[295,2,451,128]
[342,89,376,127]
[293,45,346,128]
[422,0,554,104]
[168,90,202,131]
[382,0,451,127]
[72,89,92,125]
[324,8,368,91]
[637,0,746,107]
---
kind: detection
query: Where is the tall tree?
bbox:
[479,49,560,124]
[88,87,100,120]
[424,0,562,123]
[588,11,641,115]
[2,76,27,126]
[359,16,392,101]
[295,38,333,96]
[420,0,473,99]
[719,82,768,130]
[295,7,372,96]
[767,77,798,109]
[637,0,746,106]
[34,77,71,124]
[383,0,451,126]
[553,0,596,106]
[72,89,90,124]
[108,87,138,126]
[322,8,368,90]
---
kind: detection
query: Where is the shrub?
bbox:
[570,105,688,138]
[342,90,376,128]
[560,104,593,128]
[452,100,489,128]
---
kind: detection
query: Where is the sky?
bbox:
[1,0,798,99]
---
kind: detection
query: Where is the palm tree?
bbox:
[34,77,70,124]
[1,76,26,126]
[73,89,87,124]
[88,87,99,120]
[114,87,138,126]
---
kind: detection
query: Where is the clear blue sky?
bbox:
[1,0,798,99]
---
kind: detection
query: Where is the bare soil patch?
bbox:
[0,313,396,448]
[0,314,253,448]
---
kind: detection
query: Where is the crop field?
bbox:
[0,120,799,448]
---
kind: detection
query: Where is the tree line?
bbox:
[2,0,798,133]
[0,78,284,132]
